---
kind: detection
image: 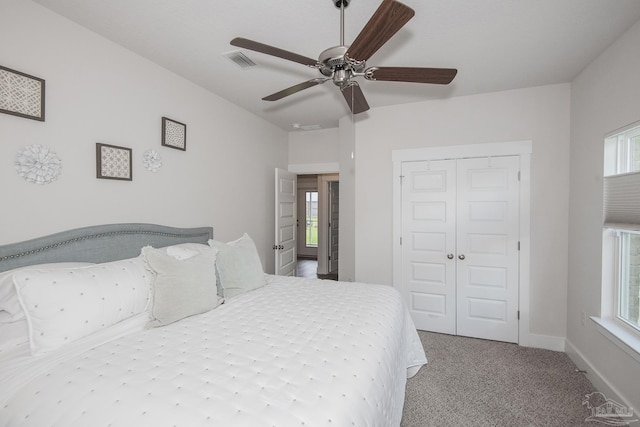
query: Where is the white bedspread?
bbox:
[0,275,426,427]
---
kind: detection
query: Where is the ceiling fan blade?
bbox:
[365,66,457,84]
[341,83,370,114]
[346,0,415,63]
[262,79,328,101]
[231,37,318,67]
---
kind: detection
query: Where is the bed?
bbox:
[0,223,426,427]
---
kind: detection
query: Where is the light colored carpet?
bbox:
[401,331,597,427]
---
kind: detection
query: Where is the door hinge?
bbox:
[400,237,402,245]
[518,241,520,251]
[517,310,520,320]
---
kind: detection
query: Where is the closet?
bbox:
[393,142,531,344]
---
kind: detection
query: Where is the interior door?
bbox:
[455,156,520,342]
[328,181,339,273]
[275,168,297,276]
[401,160,457,334]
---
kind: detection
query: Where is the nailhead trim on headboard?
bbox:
[0,224,214,272]
[0,230,207,262]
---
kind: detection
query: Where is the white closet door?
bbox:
[401,160,457,334]
[455,156,520,342]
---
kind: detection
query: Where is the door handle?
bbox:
[458,254,465,260]
[447,254,454,259]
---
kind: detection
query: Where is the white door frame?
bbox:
[317,174,339,274]
[287,164,340,275]
[392,141,532,346]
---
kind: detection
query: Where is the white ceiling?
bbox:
[33,0,640,131]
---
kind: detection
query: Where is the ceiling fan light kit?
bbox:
[230,0,457,115]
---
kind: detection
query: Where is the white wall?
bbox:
[338,116,356,282]
[567,19,640,412]
[0,0,288,272]
[288,128,339,173]
[353,84,571,343]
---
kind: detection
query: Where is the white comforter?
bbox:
[0,275,426,427]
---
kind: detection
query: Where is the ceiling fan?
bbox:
[230,0,457,115]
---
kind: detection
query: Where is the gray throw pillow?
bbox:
[208,233,265,299]
[142,246,221,328]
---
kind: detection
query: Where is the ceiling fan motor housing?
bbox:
[318,45,365,86]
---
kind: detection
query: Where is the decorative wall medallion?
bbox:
[0,65,45,121]
[143,149,162,172]
[161,117,186,151]
[15,144,61,184]
[96,143,132,181]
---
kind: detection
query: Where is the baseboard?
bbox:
[565,339,635,412]
[528,333,566,352]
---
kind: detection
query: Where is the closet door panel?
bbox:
[401,160,457,334]
[455,156,520,343]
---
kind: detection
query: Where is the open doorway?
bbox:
[295,174,339,279]
[296,175,319,260]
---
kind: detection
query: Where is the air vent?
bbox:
[292,123,322,131]
[223,51,257,70]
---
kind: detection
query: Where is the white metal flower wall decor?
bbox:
[142,149,162,172]
[15,144,61,184]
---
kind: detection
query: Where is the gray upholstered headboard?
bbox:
[0,223,213,273]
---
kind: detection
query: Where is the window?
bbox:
[619,231,640,330]
[305,191,318,248]
[605,126,640,175]
[603,123,640,336]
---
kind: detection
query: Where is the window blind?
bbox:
[603,171,640,230]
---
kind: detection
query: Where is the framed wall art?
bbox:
[0,65,45,121]
[96,143,132,181]
[161,117,186,151]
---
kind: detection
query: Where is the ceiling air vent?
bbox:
[223,50,257,70]
[292,123,322,131]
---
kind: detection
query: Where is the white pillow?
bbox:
[13,257,151,355]
[208,233,265,299]
[161,243,225,297]
[1,262,93,323]
[0,262,94,353]
[142,246,222,328]
[163,243,210,261]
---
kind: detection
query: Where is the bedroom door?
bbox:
[275,168,297,276]
[400,156,521,343]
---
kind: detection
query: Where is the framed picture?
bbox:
[161,117,186,151]
[0,65,45,121]
[96,143,132,181]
